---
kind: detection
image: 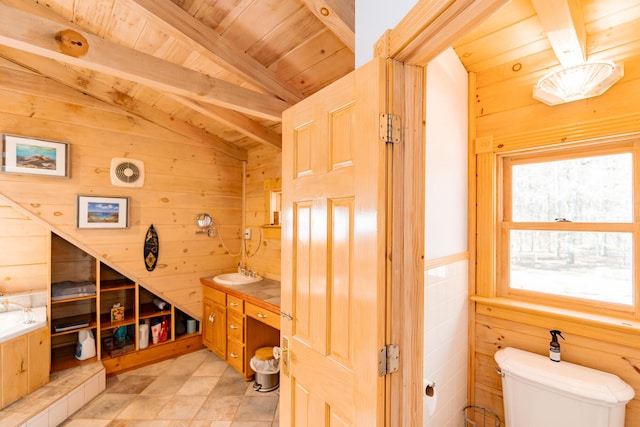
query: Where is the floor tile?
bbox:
[195,395,243,421]
[107,375,157,394]
[233,396,279,422]
[156,395,207,420]
[60,420,111,426]
[177,375,220,396]
[106,420,172,427]
[193,360,230,377]
[116,395,172,420]
[229,422,273,427]
[72,393,134,419]
[141,375,189,395]
[211,372,251,397]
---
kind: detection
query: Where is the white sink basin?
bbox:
[213,272,262,285]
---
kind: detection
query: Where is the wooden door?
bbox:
[280,57,389,426]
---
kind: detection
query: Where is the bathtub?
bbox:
[0,305,48,343]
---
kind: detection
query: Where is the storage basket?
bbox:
[462,405,501,427]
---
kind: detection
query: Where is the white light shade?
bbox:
[533,60,624,105]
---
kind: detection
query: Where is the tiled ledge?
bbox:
[0,361,105,427]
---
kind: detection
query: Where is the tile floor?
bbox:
[61,349,280,427]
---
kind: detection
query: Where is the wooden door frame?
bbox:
[374,1,511,426]
[385,58,425,427]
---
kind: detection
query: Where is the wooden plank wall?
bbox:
[471,53,640,424]
[0,200,49,294]
[0,59,244,320]
[245,144,282,281]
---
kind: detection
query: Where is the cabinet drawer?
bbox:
[227,311,244,343]
[203,287,226,305]
[227,340,244,373]
[227,295,244,313]
[246,302,280,330]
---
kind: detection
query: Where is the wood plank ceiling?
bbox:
[0,0,355,160]
[452,0,640,101]
[0,0,639,160]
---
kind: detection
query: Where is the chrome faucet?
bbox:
[2,300,34,323]
[5,300,30,310]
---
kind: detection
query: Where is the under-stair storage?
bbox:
[50,234,98,372]
[50,233,202,375]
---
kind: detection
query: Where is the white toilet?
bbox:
[495,347,635,427]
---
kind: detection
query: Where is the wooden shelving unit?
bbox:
[50,233,202,374]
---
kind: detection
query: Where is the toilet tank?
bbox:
[495,347,634,427]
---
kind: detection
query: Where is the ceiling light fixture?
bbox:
[533,60,624,106]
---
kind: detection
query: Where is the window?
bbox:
[499,142,636,314]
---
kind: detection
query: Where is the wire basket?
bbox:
[462,405,501,427]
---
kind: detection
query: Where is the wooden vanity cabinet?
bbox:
[202,283,280,381]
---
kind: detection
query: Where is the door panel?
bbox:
[281,57,388,427]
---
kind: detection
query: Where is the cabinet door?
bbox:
[212,302,226,359]
[202,296,215,348]
[28,327,50,392]
[1,336,28,408]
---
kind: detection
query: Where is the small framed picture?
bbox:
[110,306,125,322]
[2,134,69,177]
[77,195,129,229]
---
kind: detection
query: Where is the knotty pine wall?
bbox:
[0,199,49,295]
[0,59,245,320]
[472,54,640,424]
[244,144,282,281]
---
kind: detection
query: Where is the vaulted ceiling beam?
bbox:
[127,0,304,104]
[169,95,283,150]
[0,0,281,150]
[299,0,355,53]
[0,47,248,161]
[531,0,586,67]
[0,2,290,121]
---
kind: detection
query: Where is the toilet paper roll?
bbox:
[423,379,437,416]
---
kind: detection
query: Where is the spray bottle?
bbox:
[549,330,565,362]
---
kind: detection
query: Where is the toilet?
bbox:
[495,347,635,427]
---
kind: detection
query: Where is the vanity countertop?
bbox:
[200,276,281,313]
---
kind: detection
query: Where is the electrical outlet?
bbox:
[244,228,252,240]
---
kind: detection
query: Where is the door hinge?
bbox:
[378,344,399,376]
[379,113,401,144]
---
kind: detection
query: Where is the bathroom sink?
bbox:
[213,272,262,286]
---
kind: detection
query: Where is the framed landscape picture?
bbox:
[2,134,69,177]
[77,196,129,229]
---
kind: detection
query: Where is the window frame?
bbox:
[496,139,640,318]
